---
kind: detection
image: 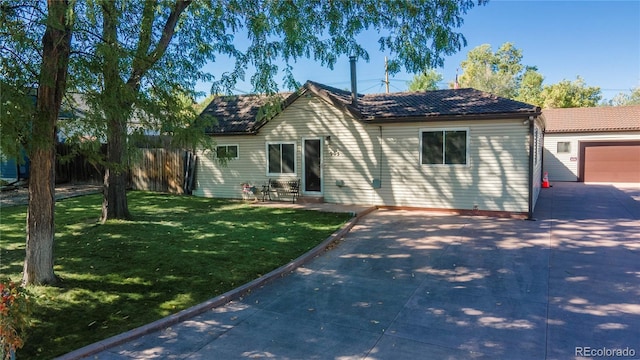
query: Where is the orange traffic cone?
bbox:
[542,172,550,188]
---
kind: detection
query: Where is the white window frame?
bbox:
[216,144,239,160]
[266,141,296,176]
[419,127,470,166]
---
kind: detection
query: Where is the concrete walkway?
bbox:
[58,183,640,359]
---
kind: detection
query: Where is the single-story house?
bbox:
[543,106,640,183]
[194,76,545,218]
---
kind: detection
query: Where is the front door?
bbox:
[303,138,322,193]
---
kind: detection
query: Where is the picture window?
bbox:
[421,129,468,165]
[267,142,296,174]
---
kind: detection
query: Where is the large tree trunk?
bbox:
[99,1,130,222]
[24,147,56,285]
[23,0,73,286]
[101,117,130,221]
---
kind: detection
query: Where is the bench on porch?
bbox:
[261,178,300,203]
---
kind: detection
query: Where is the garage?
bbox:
[543,105,640,183]
[580,141,640,183]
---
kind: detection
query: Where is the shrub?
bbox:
[0,281,32,360]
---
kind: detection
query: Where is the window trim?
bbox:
[419,127,470,166]
[266,141,297,176]
[216,144,239,160]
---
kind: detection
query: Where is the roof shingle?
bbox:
[357,88,538,120]
[543,106,640,133]
[201,81,541,135]
[201,94,290,135]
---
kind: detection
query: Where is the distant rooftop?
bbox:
[543,105,640,133]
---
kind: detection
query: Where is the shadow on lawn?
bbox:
[5,192,351,358]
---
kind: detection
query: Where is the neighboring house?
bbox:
[1,93,89,181]
[543,106,640,183]
[194,79,544,218]
[0,149,29,181]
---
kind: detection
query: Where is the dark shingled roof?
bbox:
[543,105,640,133]
[358,88,538,120]
[202,81,541,135]
[201,94,291,135]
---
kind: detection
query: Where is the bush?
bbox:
[0,281,32,360]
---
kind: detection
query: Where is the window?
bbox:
[216,145,239,159]
[267,142,295,174]
[557,142,571,153]
[421,129,468,165]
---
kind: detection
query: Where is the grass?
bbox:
[0,191,352,359]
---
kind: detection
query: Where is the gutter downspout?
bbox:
[526,116,536,221]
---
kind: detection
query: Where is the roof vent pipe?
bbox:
[349,56,358,106]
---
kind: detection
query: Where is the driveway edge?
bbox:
[55,206,377,360]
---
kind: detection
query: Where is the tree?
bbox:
[515,66,544,106]
[608,87,640,106]
[1,2,42,164]
[68,0,489,221]
[3,0,488,283]
[99,0,190,221]
[0,0,74,285]
[194,94,216,114]
[408,69,443,91]
[540,76,602,108]
[454,42,601,108]
[456,42,525,98]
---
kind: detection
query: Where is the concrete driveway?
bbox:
[62,183,640,359]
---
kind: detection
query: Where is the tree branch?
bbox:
[126,0,191,90]
[0,45,40,78]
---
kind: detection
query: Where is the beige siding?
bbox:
[194,136,269,200]
[543,132,640,182]
[361,120,530,212]
[195,94,533,213]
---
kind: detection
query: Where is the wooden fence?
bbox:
[55,145,195,195]
[56,144,104,184]
[130,149,196,194]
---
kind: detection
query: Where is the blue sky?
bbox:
[197,0,640,102]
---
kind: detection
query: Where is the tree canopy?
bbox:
[456,42,524,98]
[2,0,489,284]
[454,42,603,108]
[407,69,443,91]
[540,76,602,108]
[608,87,640,106]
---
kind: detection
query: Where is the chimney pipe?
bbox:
[349,56,358,106]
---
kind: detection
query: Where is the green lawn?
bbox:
[0,192,352,358]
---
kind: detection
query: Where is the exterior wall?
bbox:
[195,94,533,213]
[194,95,370,201]
[193,135,267,199]
[362,119,530,213]
[543,131,640,182]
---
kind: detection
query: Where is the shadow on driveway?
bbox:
[537,183,640,359]
[61,182,640,360]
